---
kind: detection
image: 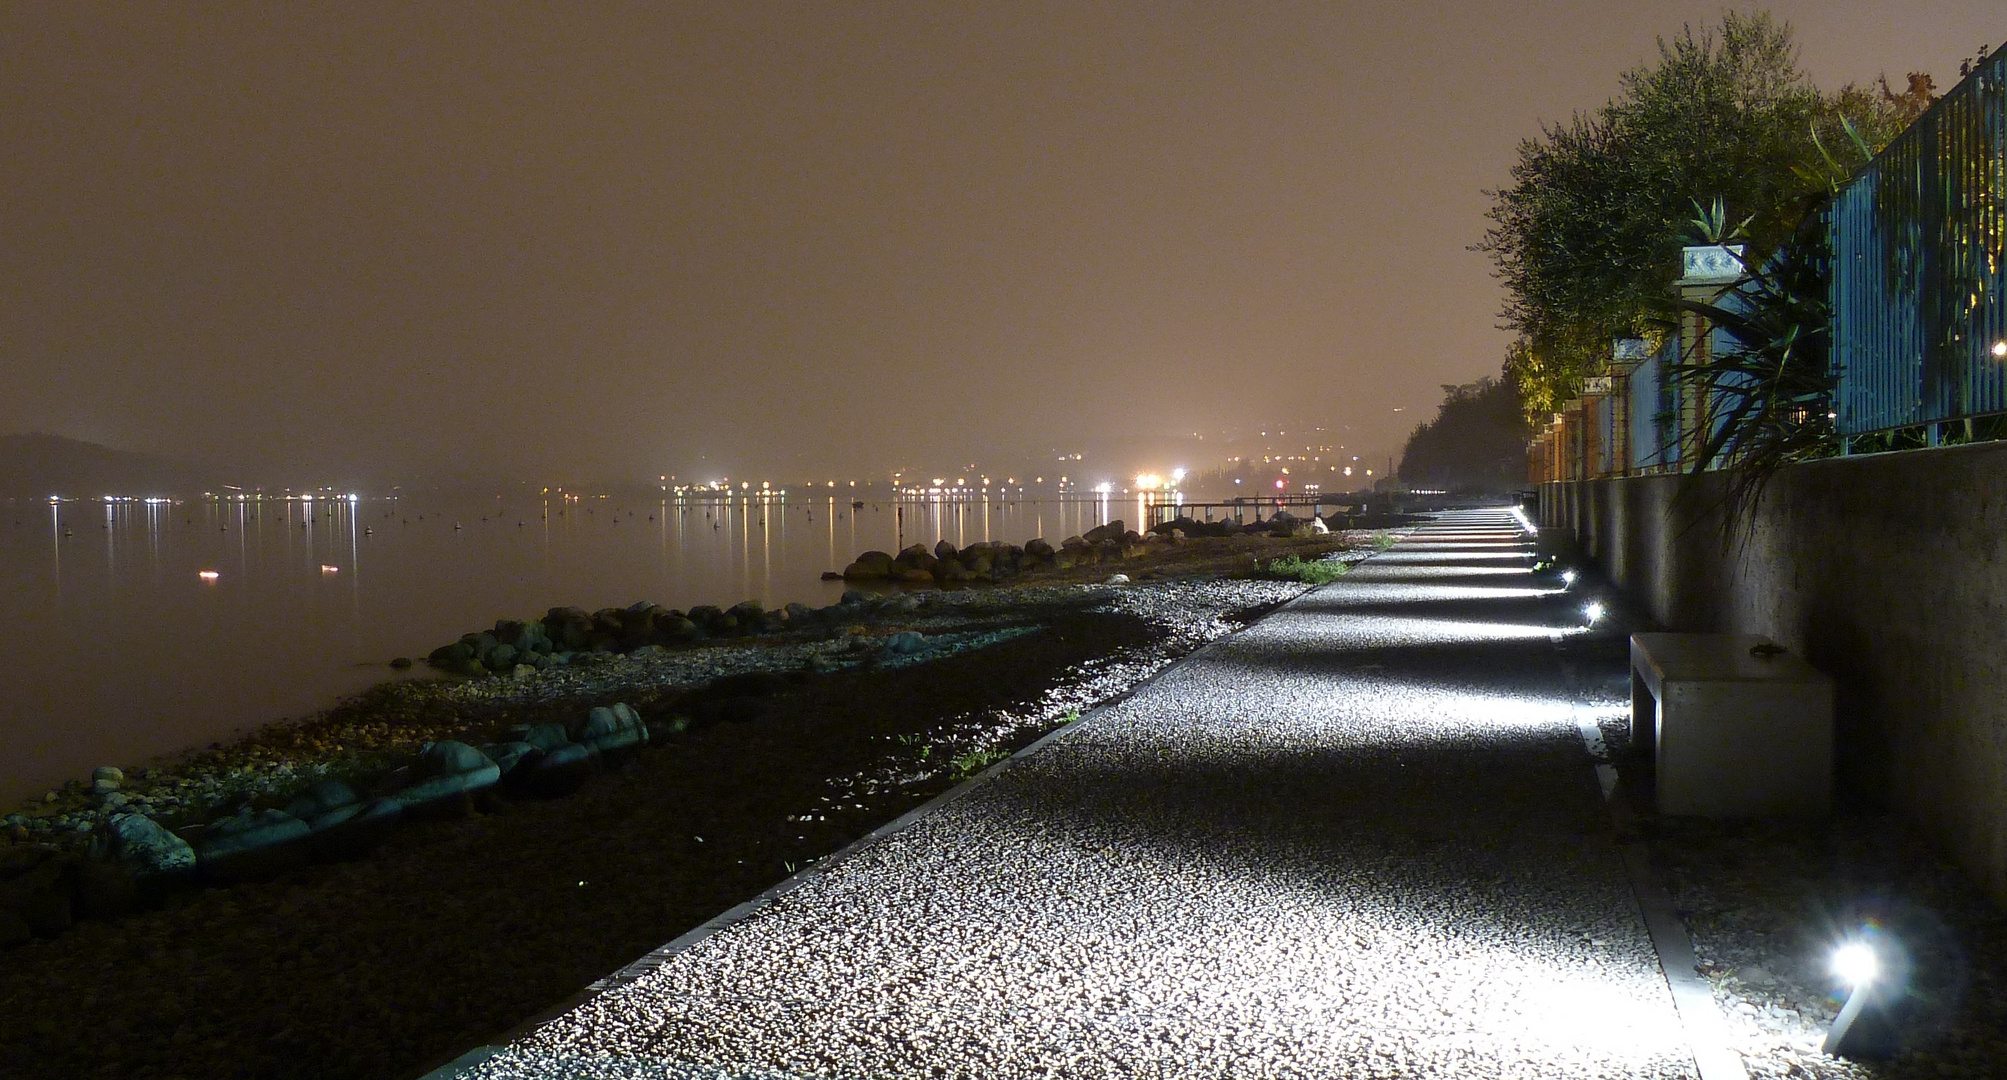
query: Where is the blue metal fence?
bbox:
[1831,45,2007,436]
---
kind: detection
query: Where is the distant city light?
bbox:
[1993,340,2007,358]
[198,570,220,581]
[320,564,339,574]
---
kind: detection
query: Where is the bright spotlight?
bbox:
[1825,938,1897,1058]
[1583,601,1606,624]
[1561,569,1578,587]
[1832,943,1878,987]
[1993,340,2007,359]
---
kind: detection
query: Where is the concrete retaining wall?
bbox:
[1540,441,2007,903]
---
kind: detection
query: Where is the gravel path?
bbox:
[449,510,1699,1079]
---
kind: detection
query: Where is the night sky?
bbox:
[3,3,1999,484]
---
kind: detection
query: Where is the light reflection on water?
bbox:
[0,492,1143,803]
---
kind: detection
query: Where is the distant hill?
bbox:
[0,433,222,499]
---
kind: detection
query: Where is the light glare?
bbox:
[1583,601,1606,624]
[1833,943,1878,986]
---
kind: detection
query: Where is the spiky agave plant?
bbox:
[1664,197,1840,522]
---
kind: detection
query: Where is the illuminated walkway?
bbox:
[450,509,1700,1079]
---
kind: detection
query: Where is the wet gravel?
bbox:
[464,511,1701,1079]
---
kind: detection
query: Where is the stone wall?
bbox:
[1540,440,2007,903]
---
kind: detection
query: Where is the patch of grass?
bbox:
[1257,554,1353,584]
[950,747,1011,780]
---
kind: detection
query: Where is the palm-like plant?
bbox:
[1664,198,1840,517]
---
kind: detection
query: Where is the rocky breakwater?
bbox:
[837,512,1330,585]
[0,703,657,948]
[427,601,791,677]
[838,520,1163,584]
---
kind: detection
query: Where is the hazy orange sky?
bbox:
[3,3,2000,484]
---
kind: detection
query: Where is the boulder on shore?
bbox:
[394,741,501,817]
[1083,520,1127,544]
[515,742,599,798]
[192,809,312,884]
[842,550,895,580]
[81,813,195,915]
[573,703,648,756]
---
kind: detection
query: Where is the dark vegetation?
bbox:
[1479,10,1926,420]
[1395,376,1532,493]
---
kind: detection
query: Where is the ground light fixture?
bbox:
[1583,601,1606,624]
[1824,939,1894,1057]
[1561,569,1578,588]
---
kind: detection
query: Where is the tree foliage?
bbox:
[1397,374,1531,492]
[1479,11,1919,417]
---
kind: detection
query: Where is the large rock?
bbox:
[1267,511,1312,538]
[514,742,599,798]
[1024,537,1055,560]
[842,551,894,580]
[891,545,938,582]
[427,640,476,669]
[286,779,360,822]
[193,809,312,883]
[393,741,501,816]
[543,607,595,651]
[881,631,927,657]
[309,798,402,861]
[510,723,571,751]
[480,741,540,780]
[655,611,700,640]
[493,619,551,655]
[286,782,404,862]
[573,703,648,756]
[80,813,195,915]
[1083,520,1126,544]
[933,539,960,562]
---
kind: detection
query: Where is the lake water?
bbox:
[1,491,1146,804]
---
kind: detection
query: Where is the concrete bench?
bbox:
[1630,633,1834,818]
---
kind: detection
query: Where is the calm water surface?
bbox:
[1,492,1145,803]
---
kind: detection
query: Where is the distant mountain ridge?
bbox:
[0,433,222,499]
